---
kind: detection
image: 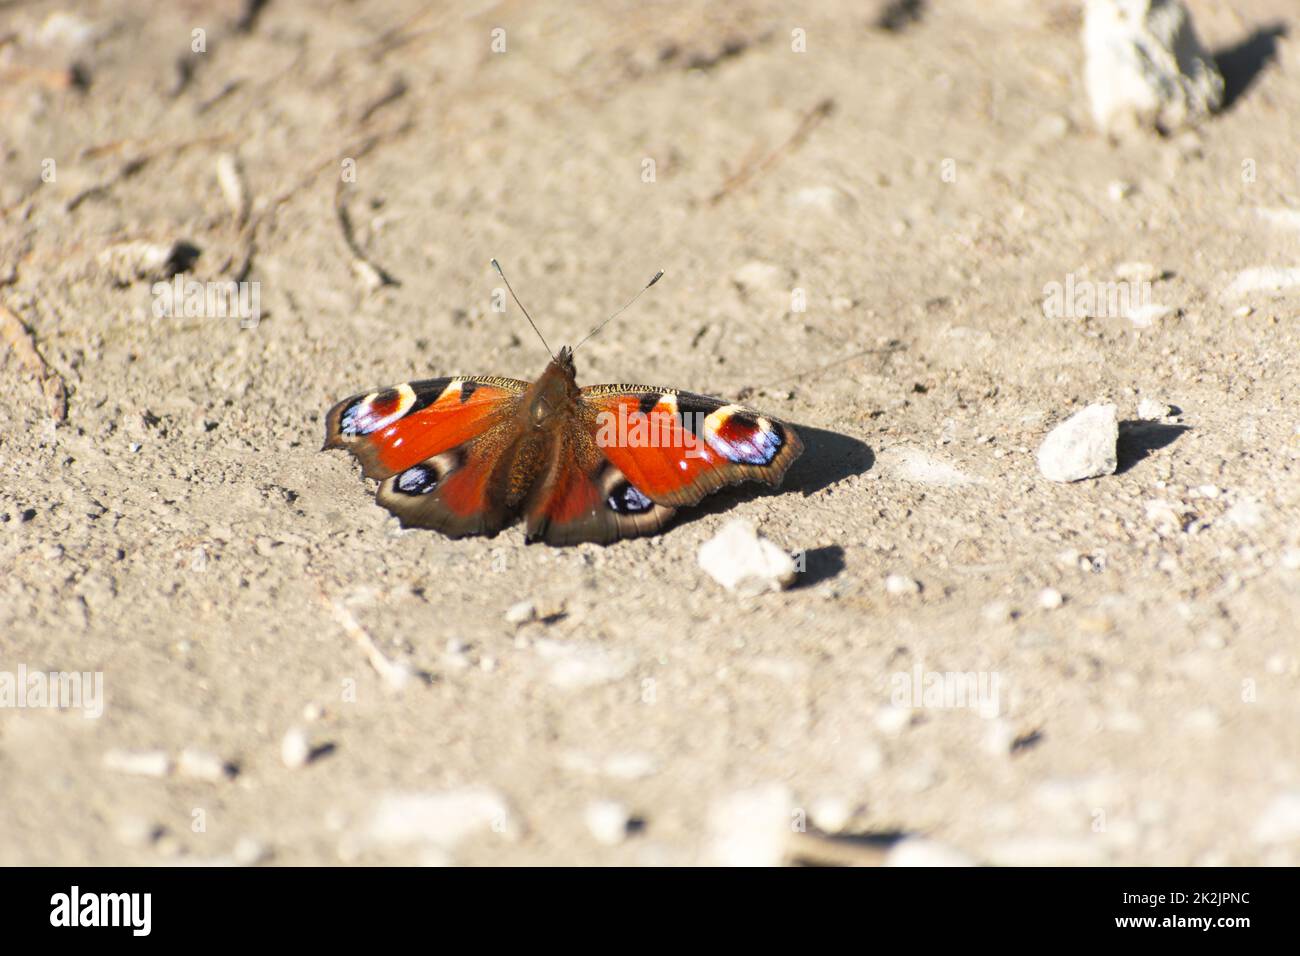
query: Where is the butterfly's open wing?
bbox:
[521,384,803,545]
[324,375,531,537]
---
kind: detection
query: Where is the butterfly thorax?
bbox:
[523,346,580,430]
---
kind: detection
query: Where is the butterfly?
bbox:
[323,263,803,545]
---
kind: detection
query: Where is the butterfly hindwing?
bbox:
[522,420,676,546]
[579,384,803,508]
[325,375,534,536]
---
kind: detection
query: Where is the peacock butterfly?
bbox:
[323,262,803,545]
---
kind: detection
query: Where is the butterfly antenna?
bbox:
[492,258,553,359]
[574,269,665,352]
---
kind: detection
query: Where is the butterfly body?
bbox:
[324,346,802,545]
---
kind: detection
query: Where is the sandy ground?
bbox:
[2,0,1299,866]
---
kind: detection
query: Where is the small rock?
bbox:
[982,600,1014,623]
[584,800,633,846]
[95,240,191,286]
[1125,303,1174,328]
[114,815,164,847]
[504,600,536,625]
[1225,498,1265,530]
[534,639,634,690]
[177,748,232,782]
[1108,180,1135,202]
[808,796,854,834]
[1253,793,1300,844]
[232,836,271,866]
[707,784,793,866]
[884,574,921,596]
[1037,403,1118,482]
[697,519,797,595]
[365,788,515,850]
[1115,261,1161,282]
[1083,0,1223,136]
[886,837,976,867]
[731,260,785,294]
[1137,398,1170,420]
[103,748,171,778]
[280,727,313,769]
[1223,267,1300,299]
[874,705,912,736]
[1038,587,1064,610]
[787,185,857,216]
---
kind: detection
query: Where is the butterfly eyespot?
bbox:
[340,384,416,436]
[704,409,783,465]
[396,463,439,495]
[607,482,654,514]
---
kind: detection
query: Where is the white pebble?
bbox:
[808,796,854,834]
[1253,793,1300,844]
[584,800,633,846]
[232,836,271,866]
[1223,267,1300,299]
[707,784,793,866]
[1137,398,1170,420]
[1037,403,1118,482]
[280,728,312,769]
[102,749,172,778]
[886,837,976,867]
[1038,587,1064,610]
[534,639,633,691]
[177,748,231,782]
[884,574,921,596]
[365,788,515,849]
[731,260,785,294]
[697,519,797,595]
[504,600,536,625]
[1083,0,1223,136]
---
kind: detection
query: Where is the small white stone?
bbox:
[584,800,633,846]
[886,837,976,867]
[1037,403,1118,482]
[1280,549,1300,571]
[534,639,633,690]
[884,574,921,596]
[114,815,163,847]
[504,600,536,625]
[731,260,785,293]
[1038,587,1064,610]
[874,705,912,736]
[1225,498,1265,529]
[1108,180,1135,202]
[365,788,515,849]
[697,519,797,595]
[1126,303,1173,328]
[787,185,857,216]
[1253,793,1300,844]
[280,728,312,769]
[1137,398,1170,420]
[808,796,855,834]
[177,748,231,782]
[982,600,1014,624]
[707,784,793,866]
[1115,261,1161,282]
[1083,0,1224,136]
[1223,267,1300,299]
[232,836,271,865]
[103,749,172,778]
